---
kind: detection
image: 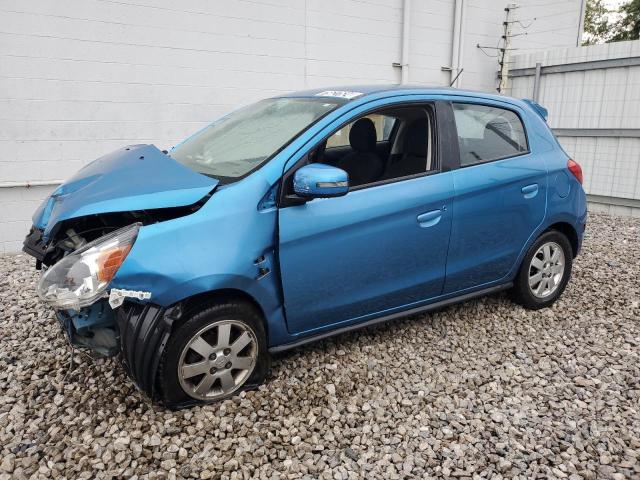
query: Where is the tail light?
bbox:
[567,159,583,184]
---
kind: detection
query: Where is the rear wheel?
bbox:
[158,301,269,408]
[512,230,573,310]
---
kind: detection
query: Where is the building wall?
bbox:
[508,40,640,217]
[0,0,583,252]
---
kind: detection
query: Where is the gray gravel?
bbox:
[1,212,639,479]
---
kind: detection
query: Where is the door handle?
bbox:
[417,209,442,228]
[521,183,539,199]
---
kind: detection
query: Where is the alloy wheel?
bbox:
[177,320,257,401]
[528,241,565,299]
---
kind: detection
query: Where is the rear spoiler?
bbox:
[522,99,548,122]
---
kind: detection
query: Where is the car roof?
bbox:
[278,84,525,108]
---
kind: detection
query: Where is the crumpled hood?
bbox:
[34,144,218,238]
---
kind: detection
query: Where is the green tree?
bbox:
[582,0,611,45]
[610,0,640,41]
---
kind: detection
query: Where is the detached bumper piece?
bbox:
[116,302,171,400]
[23,227,47,266]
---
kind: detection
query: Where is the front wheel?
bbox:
[512,230,573,310]
[157,301,269,408]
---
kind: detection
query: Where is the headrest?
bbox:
[349,118,377,152]
[484,118,508,138]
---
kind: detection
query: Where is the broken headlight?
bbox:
[37,223,140,310]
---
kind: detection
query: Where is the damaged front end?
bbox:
[23,144,219,358]
[34,223,142,357]
[24,199,213,358]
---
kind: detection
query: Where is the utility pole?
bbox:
[498,4,516,94]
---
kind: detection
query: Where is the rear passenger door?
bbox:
[444,101,546,294]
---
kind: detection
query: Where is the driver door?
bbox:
[277,103,454,335]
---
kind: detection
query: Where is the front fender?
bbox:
[110,175,282,322]
[119,270,282,318]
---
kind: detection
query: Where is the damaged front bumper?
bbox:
[51,287,156,358]
[54,301,119,357]
[27,222,146,356]
[25,227,120,355]
[26,221,173,400]
[52,299,174,401]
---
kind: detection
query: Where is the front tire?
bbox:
[157,301,269,408]
[512,230,573,310]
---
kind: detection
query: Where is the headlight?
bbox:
[37,223,141,310]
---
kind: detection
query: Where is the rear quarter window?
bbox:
[453,103,528,167]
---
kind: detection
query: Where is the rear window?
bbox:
[453,103,528,167]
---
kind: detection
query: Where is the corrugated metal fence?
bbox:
[508,40,640,217]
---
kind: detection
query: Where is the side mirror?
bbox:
[293,164,349,199]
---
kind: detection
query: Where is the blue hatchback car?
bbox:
[24,86,587,407]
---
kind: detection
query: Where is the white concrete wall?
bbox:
[509,40,640,216]
[0,0,583,252]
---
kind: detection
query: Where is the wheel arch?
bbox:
[545,221,579,258]
[508,216,582,283]
[116,287,272,404]
[171,288,268,337]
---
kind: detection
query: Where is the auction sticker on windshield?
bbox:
[314,90,363,99]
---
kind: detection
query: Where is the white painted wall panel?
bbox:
[509,40,640,211]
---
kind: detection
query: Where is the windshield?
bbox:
[170,98,342,182]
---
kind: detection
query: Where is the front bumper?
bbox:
[54,302,119,356]
[51,300,172,400]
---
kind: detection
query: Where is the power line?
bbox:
[516,8,581,22]
[511,25,577,37]
[510,19,536,29]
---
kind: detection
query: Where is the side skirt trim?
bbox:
[269,283,512,353]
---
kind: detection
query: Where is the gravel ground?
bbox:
[1,212,639,480]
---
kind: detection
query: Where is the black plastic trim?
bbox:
[116,301,171,399]
[269,283,512,353]
[22,227,48,262]
[434,100,460,172]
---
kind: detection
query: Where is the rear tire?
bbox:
[512,230,573,310]
[157,301,269,408]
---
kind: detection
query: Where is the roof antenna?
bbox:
[449,68,464,87]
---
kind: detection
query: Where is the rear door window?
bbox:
[452,103,528,167]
